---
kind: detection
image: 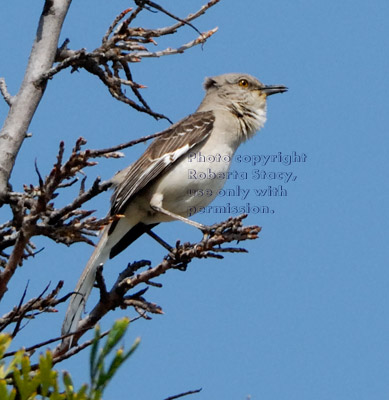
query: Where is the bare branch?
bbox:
[0,78,13,106]
[136,0,221,37]
[41,313,144,365]
[135,0,203,36]
[36,1,220,121]
[0,281,66,332]
[50,329,110,365]
[0,138,117,297]
[0,0,72,200]
[130,28,218,59]
[163,389,202,400]
[54,214,261,353]
[103,7,134,43]
[87,128,173,158]
[0,230,31,300]
[38,48,88,81]
[10,281,31,337]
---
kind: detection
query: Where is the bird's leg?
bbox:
[150,204,210,232]
[146,229,173,251]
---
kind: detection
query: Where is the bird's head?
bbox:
[203,73,287,109]
[199,73,287,138]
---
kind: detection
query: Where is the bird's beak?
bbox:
[261,85,288,96]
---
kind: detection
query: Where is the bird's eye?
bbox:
[238,79,249,88]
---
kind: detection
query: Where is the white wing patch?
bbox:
[110,111,214,215]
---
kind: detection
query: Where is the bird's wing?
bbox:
[110,111,215,215]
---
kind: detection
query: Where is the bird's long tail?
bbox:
[61,227,110,339]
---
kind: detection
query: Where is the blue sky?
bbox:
[1,1,389,399]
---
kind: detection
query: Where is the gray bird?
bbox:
[62,73,287,343]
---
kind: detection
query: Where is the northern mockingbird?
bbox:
[62,73,287,339]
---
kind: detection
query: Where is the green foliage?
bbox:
[89,318,140,399]
[0,318,139,400]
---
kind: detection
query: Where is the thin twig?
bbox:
[0,281,67,332]
[3,328,86,358]
[137,0,221,37]
[87,129,172,158]
[11,281,30,337]
[36,49,87,86]
[135,0,203,36]
[163,388,202,400]
[130,28,218,59]
[103,7,133,43]
[0,77,13,106]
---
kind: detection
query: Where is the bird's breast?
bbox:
[150,139,237,218]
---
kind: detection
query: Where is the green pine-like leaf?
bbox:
[100,318,130,360]
[39,351,55,397]
[89,324,101,382]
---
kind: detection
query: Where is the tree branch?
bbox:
[163,389,202,400]
[0,0,73,201]
[37,1,219,122]
[0,281,66,334]
[0,78,13,106]
[130,28,218,59]
[54,214,261,354]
